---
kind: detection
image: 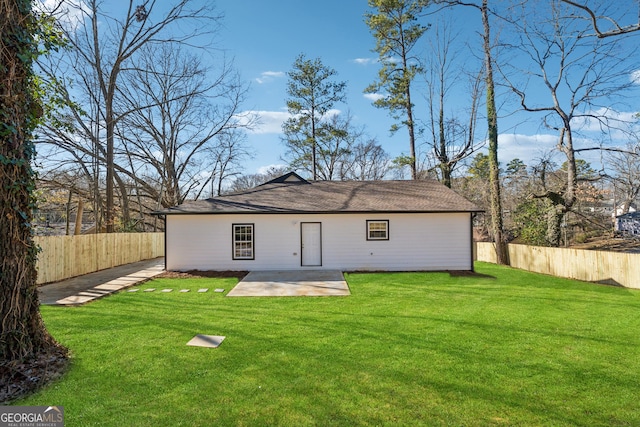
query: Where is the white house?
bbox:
[154,173,482,272]
[615,212,640,236]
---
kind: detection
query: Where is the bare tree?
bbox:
[503,0,638,246]
[283,109,391,181]
[608,143,640,215]
[204,130,254,198]
[40,0,220,232]
[342,139,391,180]
[228,166,290,193]
[117,44,250,207]
[433,0,508,264]
[423,19,483,187]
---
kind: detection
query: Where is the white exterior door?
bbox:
[301,222,322,266]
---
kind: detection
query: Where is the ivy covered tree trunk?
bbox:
[545,203,565,247]
[0,0,65,365]
[481,0,508,265]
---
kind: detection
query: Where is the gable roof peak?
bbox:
[260,172,309,185]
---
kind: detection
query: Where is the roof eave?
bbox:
[154,209,484,215]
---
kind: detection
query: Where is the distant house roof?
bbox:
[154,174,482,215]
[617,211,640,220]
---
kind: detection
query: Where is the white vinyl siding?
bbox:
[165,212,473,271]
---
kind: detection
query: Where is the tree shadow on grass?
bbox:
[448,271,496,279]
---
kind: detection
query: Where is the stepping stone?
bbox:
[179,289,190,293]
[186,334,225,348]
[197,288,208,293]
[214,289,225,293]
[127,289,140,293]
[144,288,156,292]
[161,289,173,293]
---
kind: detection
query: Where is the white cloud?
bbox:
[364,93,385,102]
[236,110,290,134]
[36,0,88,31]
[497,133,558,165]
[323,109,342,118]
[255,71,285,84]
[631,69,640,84]
[353,58,376,65]
[569,108,640,144]
[236,108,345,134]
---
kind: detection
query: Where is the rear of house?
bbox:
[155,173,481,272]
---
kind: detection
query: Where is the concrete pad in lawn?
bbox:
[227,270,350,297]
[187,334,225,348]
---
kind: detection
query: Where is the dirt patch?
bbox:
[157,270,249,280]
[0,346,69,404]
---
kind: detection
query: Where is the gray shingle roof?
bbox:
[155,176,482,215]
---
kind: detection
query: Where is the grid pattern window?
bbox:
[233,224,254,260]
[367,220,389,240]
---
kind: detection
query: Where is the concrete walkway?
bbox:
[227,270,350,297]
[38,257,165,306]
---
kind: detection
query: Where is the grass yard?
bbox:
[20,262,640,426]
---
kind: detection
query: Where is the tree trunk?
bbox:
[406,87,417,180]
[546,203,565,247]
[65,189,72,235]
[115,172,130,229]
[75,199,84,235]
[105,109,115,232]
[482,0,508,265]
[0,0,65,363]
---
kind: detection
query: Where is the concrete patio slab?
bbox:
[227,270,350,297]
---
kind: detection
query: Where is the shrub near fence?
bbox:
[475,242,640,290]
[34,232,164,285]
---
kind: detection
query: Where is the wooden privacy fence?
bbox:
[34,232,164,285]
[476,242,640,290]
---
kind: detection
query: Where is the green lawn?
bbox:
[21,263,640,426]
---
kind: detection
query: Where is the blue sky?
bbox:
[216,0,640,176]
[219,0,411,174]
[39,0,640,178]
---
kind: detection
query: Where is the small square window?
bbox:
[232,224,254,260]
[367,220,389,240]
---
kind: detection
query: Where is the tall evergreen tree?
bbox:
[365,0,429,180]
[282,54,346,180]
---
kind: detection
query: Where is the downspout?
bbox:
[162,215,167,271]
[470,212,475,272]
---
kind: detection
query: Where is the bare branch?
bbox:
[560,0,640,38]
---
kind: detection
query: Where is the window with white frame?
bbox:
[232,224,254,260]
[367,220,389,240]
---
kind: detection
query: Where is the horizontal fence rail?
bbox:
[35,232,164,285]
[475,242,640,289]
